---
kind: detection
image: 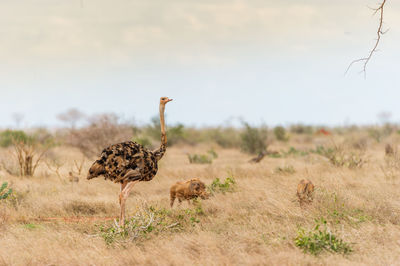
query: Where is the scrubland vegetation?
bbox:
[1,115,400,265]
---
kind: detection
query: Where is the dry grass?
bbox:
[1,137,400,265]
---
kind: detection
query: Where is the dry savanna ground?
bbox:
[1,134,400,265]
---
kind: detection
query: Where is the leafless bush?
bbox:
[66,113,135,157]
[44,159,64,180]
[12,140,48,176]
[320,143,366,169]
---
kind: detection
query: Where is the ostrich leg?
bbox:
[119,181,127,226]
[119,180,139,226]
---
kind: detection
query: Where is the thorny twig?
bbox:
[45,160,64,180]
[346,0,387,78]
[73,157,85,176]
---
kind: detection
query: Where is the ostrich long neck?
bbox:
[153,103,167,161]
[160,103,167,145]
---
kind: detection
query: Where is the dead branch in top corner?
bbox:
[346,0,387,77]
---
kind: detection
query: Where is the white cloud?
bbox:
[1,0,397,67]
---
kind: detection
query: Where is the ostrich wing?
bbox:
[114,169,141,183]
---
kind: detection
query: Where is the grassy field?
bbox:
[1,134,400,265]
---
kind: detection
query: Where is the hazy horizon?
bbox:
[1,0,399,128]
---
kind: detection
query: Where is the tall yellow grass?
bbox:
[1,136,400,265]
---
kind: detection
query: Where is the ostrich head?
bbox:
[160,97,173,105]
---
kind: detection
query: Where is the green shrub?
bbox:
[187,149,218,164]
[207,148,218,159]
[208,176,236,194]
[0,130,32,147]
[187,154,212,164]
[295,218,352,255]
[0,182,12,200]
[240,122,268,155]
[274,126,289,141]
[133,136,153,148]
[99,204,205,245]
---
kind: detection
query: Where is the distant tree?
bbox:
[57,108,85,128]
[240,122,268,155]
[12,113,24,128]
[377,111,392,125]
[66,113,136,157]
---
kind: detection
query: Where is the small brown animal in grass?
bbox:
[68,172,79,183]
[297,179,314,207]
[385,143,395,156]
[170,178,209,207]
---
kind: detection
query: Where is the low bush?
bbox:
[295,218,352,255]
[208,176,236,194]
[187,154,212,164]
[99,204,205,245]
[312,145,365,169]
[240,122,268,155]
[274,126,289,141]
[0,130,32,147]
[187,149,218,164]
[327,148,365,169]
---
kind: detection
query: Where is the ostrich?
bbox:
[87,97,173,226]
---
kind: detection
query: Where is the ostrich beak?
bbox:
[167,98,173,103]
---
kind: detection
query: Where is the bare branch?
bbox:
[73,157,85,176]
[346,0,387,77]
[45,160,64,180]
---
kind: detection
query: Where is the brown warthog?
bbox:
[170,178,209,207]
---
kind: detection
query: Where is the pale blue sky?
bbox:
[0,0,399,128]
